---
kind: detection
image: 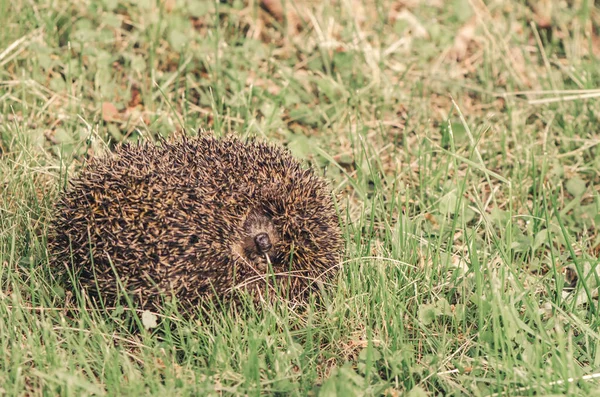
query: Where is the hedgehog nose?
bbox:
[254,232,272,253]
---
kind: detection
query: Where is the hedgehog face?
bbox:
[233,178,341,282]
[237,211,281,272]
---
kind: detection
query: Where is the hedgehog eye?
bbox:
[254,232,272,253]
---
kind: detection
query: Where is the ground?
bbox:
[2,0,600,395]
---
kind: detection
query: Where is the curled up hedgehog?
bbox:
[47,134,343,314]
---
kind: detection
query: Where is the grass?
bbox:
[2,0,600,395]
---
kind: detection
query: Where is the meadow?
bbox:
[2,0,600,395]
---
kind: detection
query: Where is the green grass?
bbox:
[2,0,600,395]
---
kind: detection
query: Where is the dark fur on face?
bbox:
[235,212,280,270]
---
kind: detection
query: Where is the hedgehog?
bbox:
[47,134,343,314]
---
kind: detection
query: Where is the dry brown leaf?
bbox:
[590,29,600,58]
[102,102,119,122]
[528,0,553,29]
[383,387,401,397]
[163,0,176,13]
[450,16,478,61]
[128,86,143,108]
[246,71,281,95]
[260,0,303,36]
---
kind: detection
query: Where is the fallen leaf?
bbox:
[260,0,303,36]
[128,86,143,108]
[141,310,158,329]
[529,0,553,29]
[102,102,119,122]
[449,16,477,61]
[163,0,176,13]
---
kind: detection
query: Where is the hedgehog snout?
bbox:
[254,232,272,253]
[241,211,279,259]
